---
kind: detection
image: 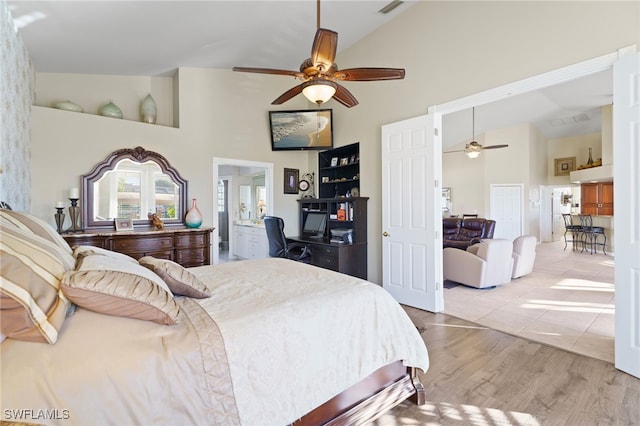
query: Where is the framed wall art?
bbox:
[554,157,576,176]
[284,168,299,194]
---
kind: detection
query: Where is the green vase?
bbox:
[53,100,83,113]
[99,101,123,118]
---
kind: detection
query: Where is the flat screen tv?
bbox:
[269,109,333,151]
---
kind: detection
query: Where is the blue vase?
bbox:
[185,198,202,228]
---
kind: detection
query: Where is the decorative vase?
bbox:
[53,100,84,113]
[140,93,157,124]
[99,101,123,118]
[587,147,594,166]
[185,198,202,228]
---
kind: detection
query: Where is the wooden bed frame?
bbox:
[292,361,425,425]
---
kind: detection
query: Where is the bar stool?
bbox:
[578,214,606,255]
[562,213,582,251]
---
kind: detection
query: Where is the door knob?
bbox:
[383,231,390,237]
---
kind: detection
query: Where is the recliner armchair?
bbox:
[443,239,514,288]
[442,217,496,250]
[264,216,311,262]
[511,235,536,278]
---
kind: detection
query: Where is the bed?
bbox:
[1,209,429,425]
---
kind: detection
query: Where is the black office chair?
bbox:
[263,216,311,262]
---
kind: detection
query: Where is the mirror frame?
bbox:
[81,146,188,231]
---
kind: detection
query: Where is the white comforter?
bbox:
[2,258,429,425]
[190,258,430,425]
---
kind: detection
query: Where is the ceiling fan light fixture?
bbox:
[302,79,337,104]
[464,141,482,159]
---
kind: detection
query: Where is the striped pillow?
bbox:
[0,210,76,273]
[0,209,73,256]
[0,226,72,344]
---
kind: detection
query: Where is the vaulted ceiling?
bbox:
[9,0,612,146]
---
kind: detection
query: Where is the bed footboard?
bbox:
[292,361,425,426]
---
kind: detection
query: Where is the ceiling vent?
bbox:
[549,113,591,127]
[378,0,404,14]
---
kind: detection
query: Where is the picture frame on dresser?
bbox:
[115,218,133,231]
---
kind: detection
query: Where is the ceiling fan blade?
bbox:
[271,84,304,105]
[232,66,304,79]
[443,149,465,154]
[482,144,509,150]
[334,67,405,81]
[332,84,358,108]
[311,28,338,72]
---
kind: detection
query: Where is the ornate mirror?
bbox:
[82,146,188,230]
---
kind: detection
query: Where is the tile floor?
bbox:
[443,239,615,363]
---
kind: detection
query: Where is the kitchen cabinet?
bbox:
[581,182,613,216]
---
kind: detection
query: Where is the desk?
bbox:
[287,236,367,280]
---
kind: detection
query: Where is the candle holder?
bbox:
[66,198,82,232]
[54,207,65,234]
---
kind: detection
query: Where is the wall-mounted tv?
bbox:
[269,109,333,151]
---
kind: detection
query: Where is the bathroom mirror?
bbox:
[82,146,188,230]
[256,185,267,219]
[238,185,251,220]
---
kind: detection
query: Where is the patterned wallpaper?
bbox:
[0,0,34,211]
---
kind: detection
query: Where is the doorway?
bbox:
[383,48,638,377]
[212,158,274,264]
[434,50,637,377]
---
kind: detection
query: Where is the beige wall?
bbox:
[30,68,315,234]
[29,1,639,284]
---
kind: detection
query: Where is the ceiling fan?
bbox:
[444,107,509,158]
[232,0,405,108]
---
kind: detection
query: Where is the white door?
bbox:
[381,114,443,312]
[551,189,564,242]
[613,52,640,378]
[489,184,523,241]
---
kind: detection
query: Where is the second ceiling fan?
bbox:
[232,0,405,108]
[444,107,509,158]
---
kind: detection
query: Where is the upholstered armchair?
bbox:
[511,235,537,278]
[443,239,514,288]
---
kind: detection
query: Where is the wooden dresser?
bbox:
[63,227,213,267]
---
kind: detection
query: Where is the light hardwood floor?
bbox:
[376,309,639,425]
[442,239,614,363]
